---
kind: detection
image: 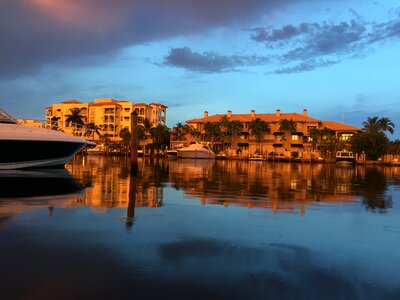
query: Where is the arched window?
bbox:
[140,108,145,115]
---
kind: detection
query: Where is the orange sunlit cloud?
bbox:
[27,0,127,33]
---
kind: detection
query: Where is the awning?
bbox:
[291,132,304,136]
[291,144,304,148]
[273,143,283,147]
[273,131,285,136]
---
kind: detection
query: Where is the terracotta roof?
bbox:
[134,103,150,107]
[187,112,321,124]
[321,121,360,132]
[150,102,168,108]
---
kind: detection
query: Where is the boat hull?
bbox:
[0,140,85,169]
[177,149,215,159]
[336,159,354,166]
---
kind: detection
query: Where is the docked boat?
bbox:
[166,148,178,158]
[336,150,355,166]
[166,144,185,158]
[0,108,87,169]
[177,143,215,159]
[86,144,106,155]
[248,153,265,161]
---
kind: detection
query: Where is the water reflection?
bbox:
[0,168,83,226]
[1,157,400,299]
[66,156,400,214]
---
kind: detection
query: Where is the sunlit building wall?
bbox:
[185,109,360,157]
[45,98,167,143]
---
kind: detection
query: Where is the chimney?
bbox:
[227,110,232,118]
[276,109,281,117]
[251,109,255,118]
[303,109,308,116]
[204,111,208,118]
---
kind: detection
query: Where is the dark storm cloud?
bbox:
[0,0,291,78]
[164,47,269,73]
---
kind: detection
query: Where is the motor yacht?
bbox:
[336,150,355,166]
[0,108,87,169]
[177,143,215,159]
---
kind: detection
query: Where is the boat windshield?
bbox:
[0,108,18,124]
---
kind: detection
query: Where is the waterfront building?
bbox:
[45,98,167,143]
[184,109,360,158]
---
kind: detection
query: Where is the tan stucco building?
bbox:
[45,98,167,142]
[185,109,360,158]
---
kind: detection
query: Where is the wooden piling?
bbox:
[130,110,138,175]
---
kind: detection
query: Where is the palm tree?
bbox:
[203,121,221,147]
[249,118,270,143]
[226,120,242,148]
[308,127,321,151]
[249,118,270,154]
[65,108,84,125]
[352,116,394,160]
[85,122,102,141]
[362,116,381,134]
[279,118,297,132]
[142,117,153,143]
[172,122,189,141]
[218,115,233,149]
[378,117,395,135]
[119,127,131,152]
[189,126,201,140]
[150,124,170,151]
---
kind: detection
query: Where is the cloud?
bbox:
[163,10,400,75]
[271,59,339,74]
[0,0,290,78]
[252,19,368,59]
[164,47,269,73]
[250,13,400,73]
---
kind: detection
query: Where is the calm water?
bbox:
[1,156,400,300]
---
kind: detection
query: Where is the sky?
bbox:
[1,0,399,138]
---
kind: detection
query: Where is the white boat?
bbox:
[336,150,355,166]
[248,153,265,161]
[177,143,215,159]
[166,144,185,158]
[0,108,87,169]
[86,144,106,155]
[166,149,178,158]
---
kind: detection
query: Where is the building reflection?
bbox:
[66,155,166,211]
[65,156,397,214]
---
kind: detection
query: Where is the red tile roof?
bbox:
[187,112,321,124]
[321,121,360,131]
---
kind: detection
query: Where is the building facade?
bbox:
[185,109,360,159]
[45,98,167,142]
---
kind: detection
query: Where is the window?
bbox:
[340,133,353,141]
[291,135,299,141]
[307,126,316,133]
[140,108,145,115]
